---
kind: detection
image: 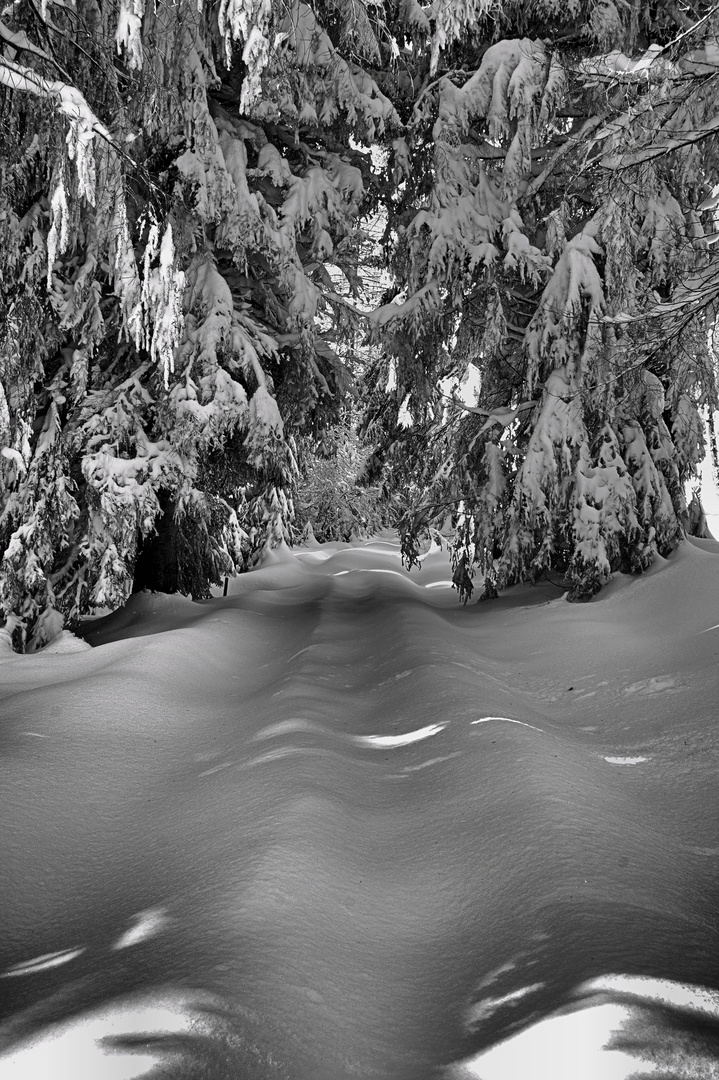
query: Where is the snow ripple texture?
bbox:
[1,535,719,1080]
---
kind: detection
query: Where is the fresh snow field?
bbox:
[1,531,719,1079]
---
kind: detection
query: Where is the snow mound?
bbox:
[39,631,93,654]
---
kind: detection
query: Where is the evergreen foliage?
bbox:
[0,0,718,646]
[360,0,719,602]
[293,423,390,542]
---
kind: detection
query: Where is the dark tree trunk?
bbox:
[132,492,180,594]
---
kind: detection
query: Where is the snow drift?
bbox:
[1,532,718,1079]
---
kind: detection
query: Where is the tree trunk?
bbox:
[132,492,180,594]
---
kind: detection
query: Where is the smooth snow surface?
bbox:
[1,532,719,1079]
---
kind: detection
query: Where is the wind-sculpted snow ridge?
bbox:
[1,535,719,1079]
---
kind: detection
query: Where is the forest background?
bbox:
[1,0,719,650]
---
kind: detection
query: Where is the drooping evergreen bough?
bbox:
[361,0,719,601]
[0,1,717,648]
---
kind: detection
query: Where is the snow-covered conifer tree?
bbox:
[361,0,719,600]
[0,0,378,645]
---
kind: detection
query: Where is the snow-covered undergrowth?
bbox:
[1,532,719,1079]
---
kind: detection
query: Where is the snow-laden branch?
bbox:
[578,43,671,82]
[0,17,55,64]
[601,113,719,169]
[0,56,114,147]
[314,283,372,320]
[446,396,539,435]
[368,281,440,330]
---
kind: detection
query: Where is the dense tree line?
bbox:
[0,0,718,647]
